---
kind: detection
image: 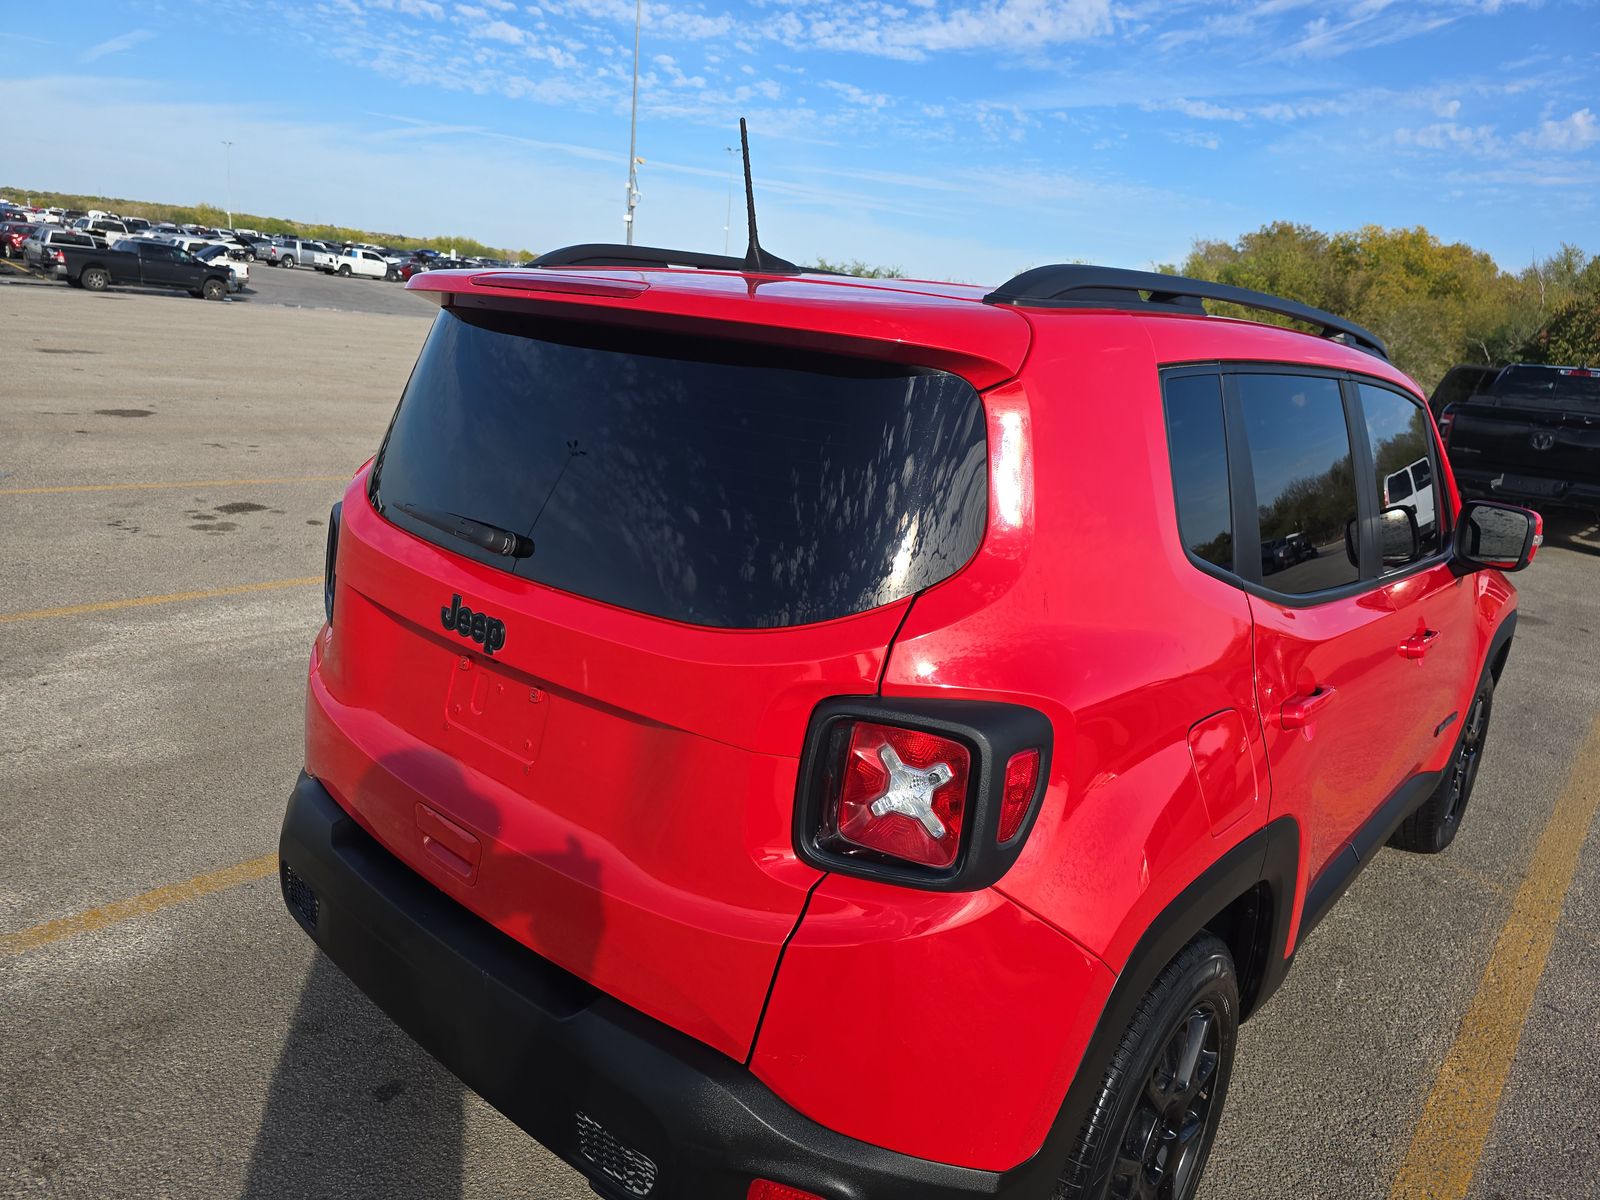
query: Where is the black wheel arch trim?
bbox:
[986,816,1301,1198]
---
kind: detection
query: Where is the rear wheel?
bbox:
[1055,936,1237,1200]
[1390,674,1495,854]
[201,277,226,301]
[338,263,351,277]
[81,267,109,292]
[282,255,296,269]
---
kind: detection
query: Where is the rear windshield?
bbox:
[1485,366,1600,409]
[369,306,989,628]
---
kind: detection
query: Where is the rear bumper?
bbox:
[278,772,1050,1200]
[1452,467,1600,510]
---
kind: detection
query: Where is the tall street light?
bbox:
[624,0,642,244]
[221,140,234,229]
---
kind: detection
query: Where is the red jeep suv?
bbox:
[279,247,1541,1200]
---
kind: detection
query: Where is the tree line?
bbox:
[1160,223,1600,394]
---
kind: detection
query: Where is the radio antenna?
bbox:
[738,117,799,275]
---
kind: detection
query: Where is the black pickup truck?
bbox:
[1441,363,1600,511]
[54,239,232,300]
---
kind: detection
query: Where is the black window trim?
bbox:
[1160,359,1452,609]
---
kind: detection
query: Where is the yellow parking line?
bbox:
[0,576,321,624]
[0,475,346,496]
[1389,714,1600,1200]
[0,853,280,959]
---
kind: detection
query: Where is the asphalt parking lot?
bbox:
[3,278,1599,1200]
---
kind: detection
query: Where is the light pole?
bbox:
[624,0,642,244]
[221,140,234,228]
[722,145,737,255]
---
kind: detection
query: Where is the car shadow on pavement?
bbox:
[1539,508,1600,557]
[240,953,469,1199]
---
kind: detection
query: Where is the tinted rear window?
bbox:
[1487,366,1600,408]
[369,307,989,628]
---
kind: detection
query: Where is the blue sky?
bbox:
[1,1,1596,279]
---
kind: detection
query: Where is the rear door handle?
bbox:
[1399,630,1441,660]
[1280,686,1336,730]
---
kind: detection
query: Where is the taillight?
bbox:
[998,748,1041,842]
[834,721,971,868]
[324,500,342,624]
[1438,405,1456,447]
[748,1181,826,1200]
[797,698,1051,889]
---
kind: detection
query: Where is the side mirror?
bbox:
[1378,505,1420,567]
[1454,500,1542,572]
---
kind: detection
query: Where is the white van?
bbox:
[1383,456,1437,534]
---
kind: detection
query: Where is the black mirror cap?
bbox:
[324,501,343,624]
[1453,499,1542,573]
[793,696,1054,893]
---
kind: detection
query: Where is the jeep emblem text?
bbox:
[441,594,507,656]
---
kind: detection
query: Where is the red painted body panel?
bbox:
[309,472,919,1061]
[751,875,1113,1171]
[303,271,1524,1175]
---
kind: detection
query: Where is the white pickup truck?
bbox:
[327,247,391,280]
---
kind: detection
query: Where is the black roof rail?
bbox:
[533,242,801,273]
[984,265,1388,360]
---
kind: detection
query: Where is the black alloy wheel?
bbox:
[1108,1005,1223,1200]
[1391,674,1495,853]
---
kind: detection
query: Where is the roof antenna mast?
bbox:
[739,117,778,274]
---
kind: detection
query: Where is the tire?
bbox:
[246,251,257,262]
[1055,936,1238,1200]
[1390,672,1495,854]
[282,255,296,269]
[202,277,226,301]
[81,267,110,292]
[338,264,351,277]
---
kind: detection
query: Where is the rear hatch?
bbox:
[308,293,1003,1059]
[1446,366,1600,496]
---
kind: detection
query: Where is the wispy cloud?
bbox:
[80,29,152,62]
[1523,108,1600,152]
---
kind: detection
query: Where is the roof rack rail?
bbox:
[984,265,1388,360]
[533,242,801,273]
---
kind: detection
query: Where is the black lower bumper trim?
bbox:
[278,773,1045,1200]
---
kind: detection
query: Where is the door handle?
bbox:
[1280,686,1336,730]
[1399,629,1441,660]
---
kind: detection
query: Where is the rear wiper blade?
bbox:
[399,504,533,558]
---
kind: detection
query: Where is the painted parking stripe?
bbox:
[0,576,321,624]
[1388,714,1600,1200]
[0,854,280,959]
[0,475,346,497]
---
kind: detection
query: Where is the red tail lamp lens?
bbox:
[834,722,970,869]
[748,1181,826,1200]
[997,748,1041,842]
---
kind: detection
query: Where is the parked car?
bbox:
[1441,363,1600,512]
[328,246,389,279]
[71,217,131,242]
[55,238,232,299]
[267,238,336,270]
[1,221,40,259]
[21,227,101,269]
[1260,531,1318,575]
[393,259,430,282]
[194,243,250,292]
[276,250,1541,1200]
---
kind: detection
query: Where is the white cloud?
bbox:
[80,29,152,62]
[821,80,892,109]
[472,19,527,42]
[1524,108,1600,151]
[1394,121,1500,153]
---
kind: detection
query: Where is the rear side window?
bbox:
[370,308,989,629]
[1237,374,1360,595]
[1163,373,1234,571]
[1361,383,1441,567]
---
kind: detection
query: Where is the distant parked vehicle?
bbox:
[54,239,233,299]
[72,217,131,241]
[21,228,101,269]
[1,222,41,259]
[330,247,389,279]
[267,238,336,270]
[1382,457,1438,535]
[194,243,250,292]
